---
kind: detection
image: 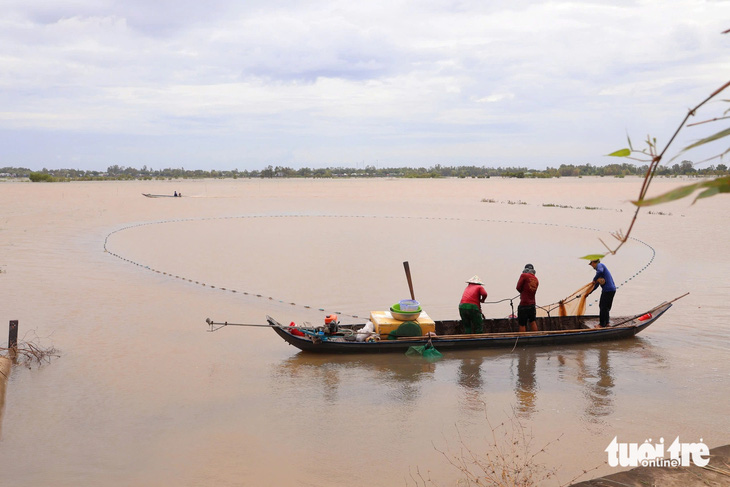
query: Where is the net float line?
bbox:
[104,214,656,320]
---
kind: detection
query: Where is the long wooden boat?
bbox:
[142,193,181,198]
[267,300,674,354]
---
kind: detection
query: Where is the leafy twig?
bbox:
[599,79,730,258]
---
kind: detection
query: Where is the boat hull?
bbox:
[268,302,672,354]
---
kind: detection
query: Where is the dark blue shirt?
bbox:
[593,263,616,292]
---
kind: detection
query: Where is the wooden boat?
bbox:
[267,300,674,354]
[142,193,181,198]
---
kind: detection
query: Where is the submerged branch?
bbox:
[1,342,60,369]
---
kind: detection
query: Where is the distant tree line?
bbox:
[1,160,727,182]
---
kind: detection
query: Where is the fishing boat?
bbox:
[207,263,685,355]
[263,300,675,354]
[142,193,182,198]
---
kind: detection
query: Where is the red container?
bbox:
[289,322,305,336]
[638,313,652,321]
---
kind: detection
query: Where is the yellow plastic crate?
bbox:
[370,310,436,338]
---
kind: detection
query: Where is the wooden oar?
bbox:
[397,328,610,340]
[606,293,687,328]
[435,329,613,339]
[206,318,304,332]
[206,318,321,337]
[660,292,690,306]
[396,320,652,340]
[403,261,415,300]
[206,318,276,328]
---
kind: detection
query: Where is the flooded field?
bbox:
[0,177,728,486]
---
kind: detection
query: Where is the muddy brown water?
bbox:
[0,178,727,486]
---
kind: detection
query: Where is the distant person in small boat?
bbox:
[516,263,539,332]
[459,275,488,334]
[174,191,178,197]
[588,259,617,327]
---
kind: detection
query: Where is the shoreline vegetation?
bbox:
[1,160,727,182]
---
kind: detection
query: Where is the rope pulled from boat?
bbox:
[483,295,519,305]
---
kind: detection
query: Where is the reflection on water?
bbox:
[555,339,667,424]
[272,354,437,404]
[270,337,667,425]
[576,348,614,420]
[514,350,538,417]
[457,357,486,411]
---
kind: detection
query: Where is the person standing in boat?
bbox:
[516,263,539,332]
[588,259,617,327]
[459,275,488,334]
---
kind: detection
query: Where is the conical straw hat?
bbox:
[466,275,483,285]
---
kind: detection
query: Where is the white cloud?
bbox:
[474,93,515,103]
[0,0,728,169]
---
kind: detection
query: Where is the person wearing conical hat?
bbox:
[459,275,488,334]
[516,264,539,332]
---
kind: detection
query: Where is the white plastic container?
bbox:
[399,299,420,312]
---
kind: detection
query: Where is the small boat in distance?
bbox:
[142,193,182,198]
[265,300,675,354]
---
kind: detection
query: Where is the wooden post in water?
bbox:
[8,320,18,363]
[0,330,11,435]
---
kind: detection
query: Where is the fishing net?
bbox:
[536,282,595,317]
[406,341,443,361]
[387,321,422,340]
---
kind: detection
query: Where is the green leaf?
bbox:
[607,148,631,157]
[633,176,730,207]
[633,183,701,206]
[682,127,730,152]
[695,186,721,200]
[693,176,730,202]
[580,254,605,261]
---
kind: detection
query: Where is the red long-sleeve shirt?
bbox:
[460,283,488,307]
[516,273,539,306]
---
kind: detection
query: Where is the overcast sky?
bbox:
[1,1,729,171]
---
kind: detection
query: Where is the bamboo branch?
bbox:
[603,80,730,256]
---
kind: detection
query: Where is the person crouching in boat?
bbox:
[516,264,539,332]
[459,275,488,334]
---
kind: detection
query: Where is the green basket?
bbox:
[390,303,422,313]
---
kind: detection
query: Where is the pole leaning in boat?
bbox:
[403,261,416,300]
